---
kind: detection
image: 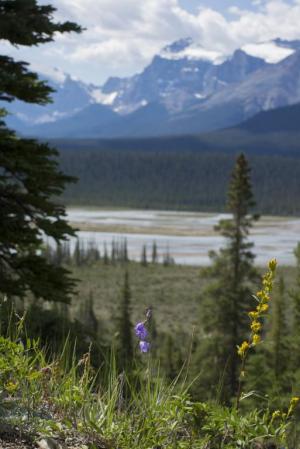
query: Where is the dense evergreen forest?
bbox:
[58,135,300,215]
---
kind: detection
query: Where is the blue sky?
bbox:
[180,0,257,14]
[1,0,299,84]
[181,0,294,14]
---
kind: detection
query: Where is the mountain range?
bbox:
[5,38,300,138]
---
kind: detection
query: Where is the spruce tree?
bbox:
[116,271,133,371]
[152,241,158,264]
[0,1,81,302]
[103,242,109,265]
[197,153,258,403]
[79,291,98,336]
[141,244,148,267]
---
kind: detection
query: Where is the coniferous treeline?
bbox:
[42,238,174,267]
[58,145,300,215]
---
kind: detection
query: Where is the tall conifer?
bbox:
[0,1,81,302]
[198,153,258,402]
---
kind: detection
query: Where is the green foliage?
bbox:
[141,244,148,267]
[0,257,300,448]
[115,271,134,371]
[0,0,81,303]
[196,154,258,403]
[0,322,297,449]
[58,140,300,215]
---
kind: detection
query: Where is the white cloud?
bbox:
[3,0,300,83]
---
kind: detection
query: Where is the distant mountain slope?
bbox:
[239,103,300,133]
[52,101,300,156]
[5,72,98,130]
[101,46,267,115]
[29,104,120,138]
[4,38,300,138]
[169,50,300,134]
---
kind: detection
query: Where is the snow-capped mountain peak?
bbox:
[242,40,296,64]
[5,37,300,138]
[160,37,224,64]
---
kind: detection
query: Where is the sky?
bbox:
[1,0,299,85]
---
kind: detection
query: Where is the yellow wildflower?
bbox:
[269,258,277,272]
[257,303,269,313]
[256,290,270,303]
[248,311,259,319]
[237,341,249,357]
[251,321,262,333]
[252,334,261,346]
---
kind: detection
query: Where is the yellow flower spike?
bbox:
[257,303,269,314]
[252,334,261,346]
[236,260,277,409]
[237,341,249,357]
[256,290,269,303]
[251,321,262,333]
[268,258,277,272]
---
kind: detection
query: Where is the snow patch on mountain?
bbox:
[91,89,118,105]
[242,41,295,63]
[160,38,224,64]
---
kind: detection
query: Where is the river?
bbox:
[66,208,300,266]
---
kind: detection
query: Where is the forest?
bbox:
[59,142,300,215]
[1,1,300,449]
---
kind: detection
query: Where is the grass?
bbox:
[70,262,203,332]
[69,261,297,334]
[0,282,298,448]
[1,261,300,448]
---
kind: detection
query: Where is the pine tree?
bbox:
[141,244,148,267]
[79,291,98,336]
[151,241,158,264]
[103,242,109,265]
[116,271,133,371]
[0,1,81,302]
[197,153,258,403]
[122,238,129,263]
[111,239,116,264]
[73,239,82,266]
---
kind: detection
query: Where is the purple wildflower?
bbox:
[135,322,148,340]
[139,341,150,353]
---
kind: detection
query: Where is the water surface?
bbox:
[66,208,300,266]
